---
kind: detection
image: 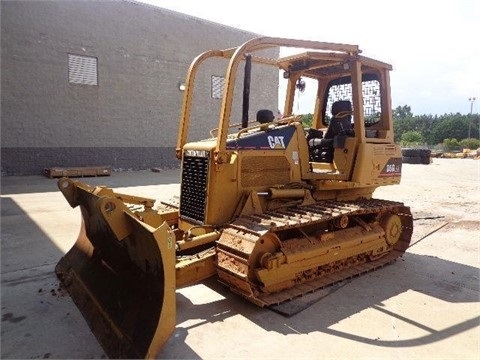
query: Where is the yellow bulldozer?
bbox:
[55,37,412,358]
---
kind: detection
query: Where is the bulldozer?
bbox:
[55,37,412,359]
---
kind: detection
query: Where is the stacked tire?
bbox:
[402,148,431,164]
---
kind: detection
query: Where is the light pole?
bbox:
[468,97,476,139]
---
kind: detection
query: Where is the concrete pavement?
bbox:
[1,160,479,359]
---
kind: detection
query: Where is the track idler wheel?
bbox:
[381,213,403,246]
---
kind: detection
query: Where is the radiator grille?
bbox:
[179,155,209,223]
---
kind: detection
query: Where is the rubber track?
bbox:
[217,199,413,307]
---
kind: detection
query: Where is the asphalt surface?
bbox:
[1,159,479,359]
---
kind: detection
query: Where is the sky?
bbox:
[137,0,480,116]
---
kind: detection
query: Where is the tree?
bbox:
[393,105,413,120]
[465,114,480,140]
[442,138,461,151]
[300,113,313,128]
[393,108,477,146]
[412,115,436,144]
[459,138,480,150]
[393,117,415,143]
[400,131,424,146]
[430,114,469,144]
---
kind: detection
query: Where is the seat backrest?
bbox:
[256,109,275,124]
[324,100,353,139]
[331,100,352,118]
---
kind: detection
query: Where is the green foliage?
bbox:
[442,138,461,151]
[393,107,479,146]
[393,105,413,120]
[459,138,480,150]
[300,113,313,128]
[400,131,424,146]
[393,117,414,143]
[429,114,469,144]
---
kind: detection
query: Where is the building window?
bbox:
[68,54,98,85]
[211,75,225,99]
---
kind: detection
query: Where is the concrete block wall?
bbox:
[1,0,278,175]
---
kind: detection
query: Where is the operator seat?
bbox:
[256,109,275,124]
[324,100,354,139]
[308,100,354,163]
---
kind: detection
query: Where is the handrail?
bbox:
[234,115,303,139]
[176,36,361,161]
[214,37,359,163]
[176,50,224,159]
[209,121,255,138]
[175,48,281,159]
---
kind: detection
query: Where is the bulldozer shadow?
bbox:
[160,251,479,357]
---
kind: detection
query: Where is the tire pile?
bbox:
[402,148,431,164]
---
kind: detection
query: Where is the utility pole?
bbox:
[468,97,476,139]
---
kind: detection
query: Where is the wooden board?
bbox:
[44,166,111,178]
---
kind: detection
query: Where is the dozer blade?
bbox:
[55,178,176,359]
